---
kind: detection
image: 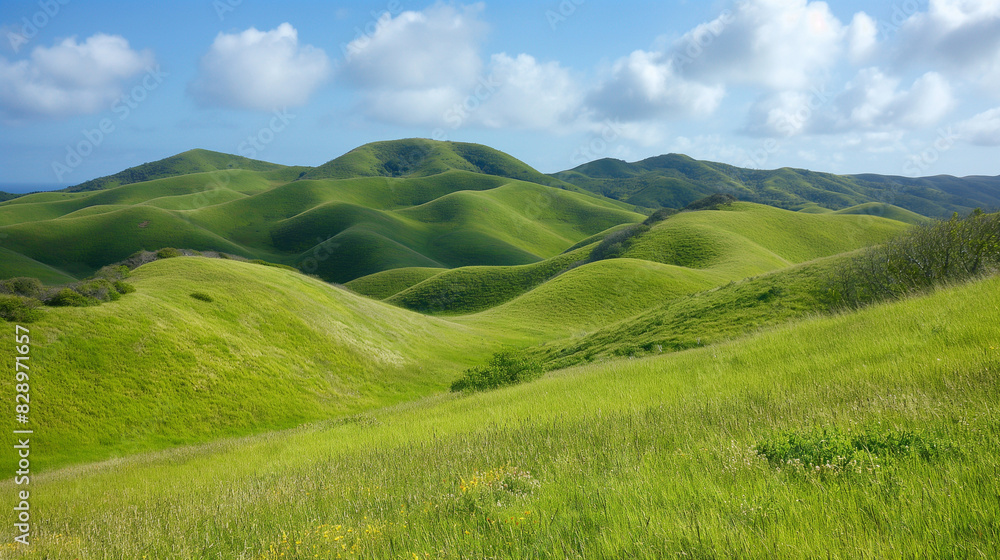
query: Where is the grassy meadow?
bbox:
[1,139,998,559]
[2,273,997,559]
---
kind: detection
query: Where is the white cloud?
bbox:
[189,23,330,111]
[342,3,485,90]
[957,106,1000,145]
[587,49,725,121]
[0,33,153,119]
[746,69,955,137]
[340,3,486,125]
[847,12,878,63]
[474,53,582,130]
[896,0,1000,93]
[834,69,954,130]
[674,0,846,90]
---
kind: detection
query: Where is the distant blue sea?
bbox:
[0,183,71,194]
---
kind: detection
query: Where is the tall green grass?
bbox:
[4,274,997,559]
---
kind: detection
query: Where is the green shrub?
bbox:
[642,207,678,226]
[451,350,543,392]
[0,295,42,322]
[95,265,131,281]
[829,209,1000,308]
[114,281,136,294]
[46,288,97,307]
[683,193,736,211]
[156,247,181,259]
[190,292,214,302]
[0,277,44,298]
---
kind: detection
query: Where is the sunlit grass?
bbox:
[4,274,997,559]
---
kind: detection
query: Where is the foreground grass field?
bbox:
[0,257,507,469]
[3,274,997,559]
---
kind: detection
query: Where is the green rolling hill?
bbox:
[0,141,644,284]
[556,153,1000,216]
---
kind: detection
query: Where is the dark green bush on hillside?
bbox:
[0,277,44,298]
[156,247,181,259]
[642,207,678,226]
[451,350,543,392]
[683,193,737,211]
[47,288,98,307]
[829,209,1000,308]
[0,295,41,322]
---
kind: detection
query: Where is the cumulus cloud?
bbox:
[340,3,486,124]
[745,69,955,137]
[895,0,1000,92]
[587,50,724,121]
[189,23,330,111]
[342,3,485,90]
[957,107,1000,145]
[847,12,878,63]
[834,69,954,130]
[673,0,846,90]
[473,53,582,130]
[0,33,153,119]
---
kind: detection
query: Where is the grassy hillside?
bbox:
[556,154,1000,217]
[833,202,931,225]
[0,142,645,283]
[621,203,907,277]
[67,149,290,192]
[6,273,997,559]
[344,266,446,299]
[0,257,507,469]
[384,244,593,314]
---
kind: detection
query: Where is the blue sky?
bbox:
[1,0,999,190]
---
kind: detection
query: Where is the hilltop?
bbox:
[556,153,1000,217]
[0,139,995,286]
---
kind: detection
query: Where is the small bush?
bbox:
[46,288,97,307]
[114,281,136,294]
[190,292,214,302]
[642,207,678,226]
[684,193,737,211]
[156,247,181,259]
[0,277,43,298]
[95,265,131,281]
[451,350,543,392]
[0,295,42,322]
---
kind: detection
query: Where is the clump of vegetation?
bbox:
[450,350,543,392]
[190,292,214,302]
[0,265,139,321]
[642,207,678,226]
[683,193,737,211]
[0,295,41,322]
[589,223,649,262]
[829,209,1000,308]
[47,288,98,307]
[0,276,43,298]
[156,247,182,259]
[755,426,948,476]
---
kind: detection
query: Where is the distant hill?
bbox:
[554,154,1000,217]
[0,140,643,283]
[66,148,297,192]
[304,138,581,192]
